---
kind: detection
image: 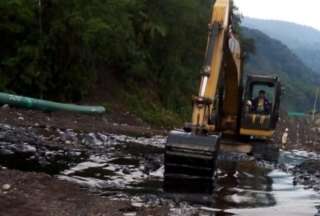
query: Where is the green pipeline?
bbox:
[0,92,105,114]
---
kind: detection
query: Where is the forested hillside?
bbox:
[243,17,320,74]
[0,0,213,125]
[0,0,317,126]
[242,27,319,111]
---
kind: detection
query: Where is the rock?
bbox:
[0,148,14,155]
[293,178,297,186]
[131,202,143,208]
[2,184,11,191]
[314,185,320,191]
[122,168,131,175]
[200,206,222,213]
[82,133,103,146]
[20,144,37,153]
[303,175,310,181]
[97,133,109,145]
[18,116,24,121]
[292,159,320,193]
[315,119,320,126]
[123,213,136,216]
[1,104,9,109]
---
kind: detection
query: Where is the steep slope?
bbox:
[242,17,320,74]
[242,27,319,111]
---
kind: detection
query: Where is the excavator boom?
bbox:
[164,0,238,190]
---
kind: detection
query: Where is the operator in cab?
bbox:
[252,90,271,114]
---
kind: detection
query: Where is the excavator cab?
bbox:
[240,75,281,137]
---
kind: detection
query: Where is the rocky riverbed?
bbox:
[293,160,320,191]
[0,107,320,215]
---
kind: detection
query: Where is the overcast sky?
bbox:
[233,0,320,31]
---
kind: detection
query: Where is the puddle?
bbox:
[280,149,320,167]
[0,124,319,215]
[58,149,163,194]
[228,169,319,216]
[57,141,320,215]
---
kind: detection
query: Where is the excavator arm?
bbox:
[187,0,241,134]
[164,0,241,191]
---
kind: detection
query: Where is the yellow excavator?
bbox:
[164,0,281,189]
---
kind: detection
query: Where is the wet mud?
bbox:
[0,108,320,215]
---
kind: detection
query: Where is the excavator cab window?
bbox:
[241,76,281,131]
[250,84,274,114]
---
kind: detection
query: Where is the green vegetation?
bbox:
[242,27,319,111]
[0,0,316,126]
[243,17,320,74]
[0,0,213,126]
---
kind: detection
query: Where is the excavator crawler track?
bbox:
[164,130,220,192]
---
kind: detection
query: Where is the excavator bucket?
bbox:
[164,130,220,192]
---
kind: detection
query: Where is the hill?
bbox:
[242,17,320,74]
[0,0,213,126]
[242,27,319,111]
[0,0,317,126]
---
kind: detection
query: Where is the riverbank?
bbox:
[0,106,166,137]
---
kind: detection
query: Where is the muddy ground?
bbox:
[0,107,169,216]
[0,106,320,216]
[0,169,168,216]
[0,106,165,137]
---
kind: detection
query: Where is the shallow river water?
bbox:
[57,135,320,216]
[0,126,319,215]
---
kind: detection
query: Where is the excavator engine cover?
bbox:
[164,130,220,192]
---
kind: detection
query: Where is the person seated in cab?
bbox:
[252,90,271,114]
